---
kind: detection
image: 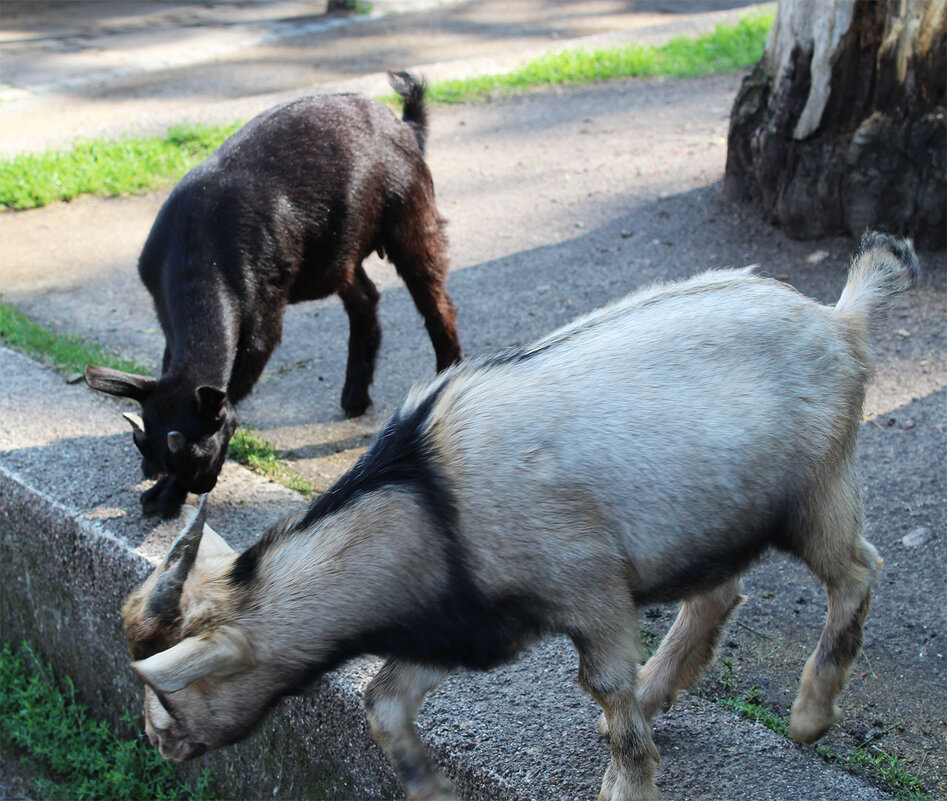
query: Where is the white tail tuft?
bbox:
[835,231,919,329]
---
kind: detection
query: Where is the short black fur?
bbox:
[232,385,451,587]
[233,380,545,673]
[84,71,461,519]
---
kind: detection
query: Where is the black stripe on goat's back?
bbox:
[230,384,450,587]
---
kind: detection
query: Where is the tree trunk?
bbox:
[725,0,946,249]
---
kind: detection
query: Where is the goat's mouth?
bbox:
[156,737,207,762]
[182,474,218,494]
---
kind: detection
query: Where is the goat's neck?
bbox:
[164,281,239,389]
[239,489,447,672]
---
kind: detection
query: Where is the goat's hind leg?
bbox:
[364,659,456,801]
[384,198,461,371]
[789,469,881,743]
[636,578,745,722]
[790,534,881,743]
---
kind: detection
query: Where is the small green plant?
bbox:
[228,425,319,497]
[719,686,789,736]
[717,657,735,690]
[0,641,215,800]
[719,687,931,800]
[424,10,774,104]
[818,743,932,801]
[0,122,240,210]
[0,300,149,377]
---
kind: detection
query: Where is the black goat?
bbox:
[86,71,462,518]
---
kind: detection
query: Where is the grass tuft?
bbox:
[425,10,774,104]
[719,686,789,736]
[0,300,149,377]
[0,122,240,210]
[228,426,319,498]
[719,688,932,800]
[0,641,215,800]
[818,743,931,801]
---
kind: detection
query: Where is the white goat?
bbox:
[122,232,918,800]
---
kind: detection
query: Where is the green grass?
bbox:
[719,686,790,736]
[0,641,215,801]
[0,122,240,210]
[719,688,931,800]
[228,425,319,498]
[425,10,774,104]
[0,11,773,211]
[0,300,149,376]
[820,743,931,801]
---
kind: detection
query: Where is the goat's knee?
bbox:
[364,661,454,801]
[577,632,660,801]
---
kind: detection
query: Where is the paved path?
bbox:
[0,0,763,154]
[0,2,944,799]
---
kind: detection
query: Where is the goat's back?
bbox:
[138,93,429,295]
[416,270,867,599]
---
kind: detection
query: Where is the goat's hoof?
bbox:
[341,392,372,418]
[598,761,660,801]
[140,477,187,519]
[788,703,839,744]
[406,774,459,801]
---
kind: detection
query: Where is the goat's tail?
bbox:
[387,69,429,154]
[835,231,919,332]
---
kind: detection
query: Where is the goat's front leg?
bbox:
[637,578,745,721]
[574,615,660,801]
[364,659,455,801]
[140,474,188,518]
[338,264,381,417]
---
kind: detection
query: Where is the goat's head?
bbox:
[85,365,236,495]
[122,498,267,760]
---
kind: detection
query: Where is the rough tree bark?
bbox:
[725,0,946,249]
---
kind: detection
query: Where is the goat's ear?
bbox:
[195,386,227,423]
[85,365,156,402]
[132,627,253,694]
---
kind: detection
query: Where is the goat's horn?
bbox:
[122,412,145,435]
[147,495,208,622]
[167,431,186,454]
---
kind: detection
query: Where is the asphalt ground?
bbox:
[0,2,944,799]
